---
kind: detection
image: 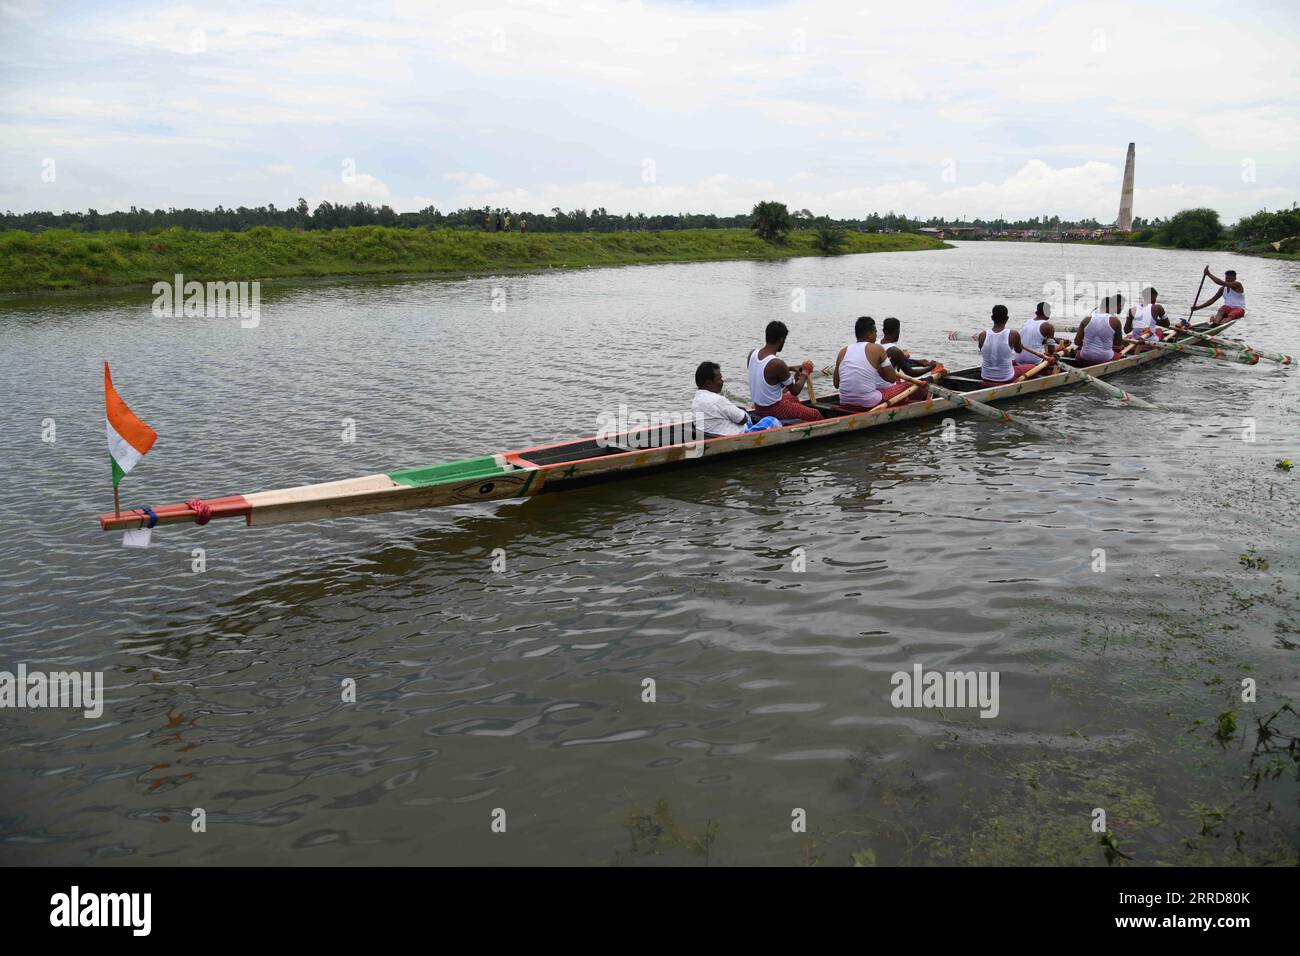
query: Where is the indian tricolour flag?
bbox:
[105,361,157,488]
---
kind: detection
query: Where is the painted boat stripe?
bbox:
[244,474,401,508]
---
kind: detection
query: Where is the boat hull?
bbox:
[98,319,1237,531]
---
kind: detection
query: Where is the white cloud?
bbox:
[0,0,1295,222]
[0,0,43,19]
[314,173,395,206]
[444,172,498,191]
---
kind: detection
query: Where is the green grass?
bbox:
[0,226,950,294]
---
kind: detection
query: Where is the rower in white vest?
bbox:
[880,317,937,375]
[745,320,821,422]
[1192,267,1246,325]
[833,315,914,409]
[1124,287,1168,346]
[978,305,1036,386]
[1012,302,1058,362]
[1075,296,1123,366]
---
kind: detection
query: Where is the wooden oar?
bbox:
[1118,324,1142,357]
[1173,325,1248,350]
[896,372,1071,441]
[1175,326,1293,365]
[1018,345,1159,410]
[1122,322,1200,356]
[1016,342,1073,381]
[866,367,946,412]
[1185,265,1209,327]
[947,325,1076,342]
[1118,315,1179,356]
[1122,337,1261,365]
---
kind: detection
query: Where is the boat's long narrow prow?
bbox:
[98,318,1241,533]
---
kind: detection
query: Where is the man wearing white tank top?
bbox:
[978,305,1036,386]
[833,316,913,410]
[880,317,937,376]
[1124,287,1168,346]
[1192,267,1246,324]
[1074,296,1123,366]
[745,320,822,422]
[1012,302,1058,363]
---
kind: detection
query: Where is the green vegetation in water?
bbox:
[1249,704,1300,789]
[0,225,950,294]
[1277,459,1293,472]
[620,798,719,864]
[1097,831,1133,865]
[1239,551,1270,571]
[841,750,1168,867]
[1214,709,1239,745]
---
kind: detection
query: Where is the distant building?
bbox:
[1117,143,1135,231]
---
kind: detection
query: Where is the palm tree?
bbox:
[812,225,847,254]
[750,201,792,243]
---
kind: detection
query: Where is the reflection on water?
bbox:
[1,242,1298,865]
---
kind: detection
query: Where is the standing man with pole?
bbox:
[1191,267,1246,324]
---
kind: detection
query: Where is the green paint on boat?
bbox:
[388,456,508,488]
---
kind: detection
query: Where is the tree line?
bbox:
[0,201,758,234]
[2,199,1295,250]
[0,201,1126,235]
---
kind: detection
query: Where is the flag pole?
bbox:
[104,361,158,522]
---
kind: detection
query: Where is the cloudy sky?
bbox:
[2,0,1297,222]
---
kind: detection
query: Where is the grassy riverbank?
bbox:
[0,226,950,294]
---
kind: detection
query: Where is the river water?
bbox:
[2,241,1298,866]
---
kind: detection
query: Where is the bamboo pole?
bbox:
[1185,265,1209,327]
[1176,326,1292,365]
[1122,337,1261,365]
[866,367,945,412]
[1018,345,1160,410]
[896,372,1071,441]
[947,325,1076,342]
[1121,321,1199,356]
[1017,342,1072,381]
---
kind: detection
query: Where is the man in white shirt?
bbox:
[692,361,751,436]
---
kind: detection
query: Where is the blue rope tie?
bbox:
[133,505,159,529]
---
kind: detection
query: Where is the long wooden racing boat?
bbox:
[99,319,1237,532]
